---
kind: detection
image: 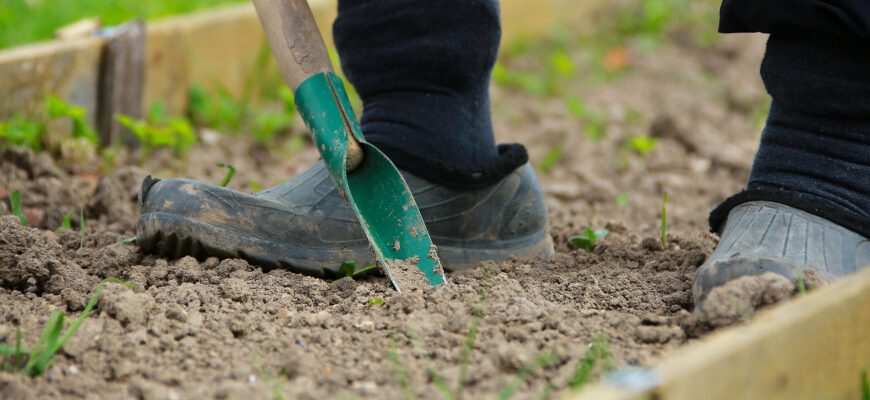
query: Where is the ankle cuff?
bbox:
[709,185,870,239]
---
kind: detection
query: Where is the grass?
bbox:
[0,0,246,49]
[55,211,73,233]
[538,143,565,173]
[79,207,86,248]
[0,278,131,376]
[117,103,198,163]
[616,192,631,208]
[386,269,494,400]
[10,190,27,226]
[216,163,236,187]
[387,339,419,400]
[796,272,807,296]
[496,351,560,400]
[862,369,869,400]
[568,335,615,390]
[569,227,609,253]
[660,191,669,248]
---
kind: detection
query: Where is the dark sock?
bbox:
[710,34,870,238]
[332,0,527,189]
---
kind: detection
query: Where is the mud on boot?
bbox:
[694,201,870,317]
[136,162,553,277]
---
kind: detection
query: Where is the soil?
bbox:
[0,29,797,399]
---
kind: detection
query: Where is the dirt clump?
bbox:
[699,272,796,328]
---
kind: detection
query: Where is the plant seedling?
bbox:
[217,163,236,187]
[45,96,99,146]
[0,114,44,152]
[119,236,137,245]
[616,192,631,208]
[569,227,609,253]
[368,298,384,306]
[627,134,659,157]
[538,143,564,173]
[0,278,127,376]
[9,190,27,226]
[79,207,85,249]
[497,351,560,400]
[55,211,73,233]
[660,191,669,249]
[861,369,869,400]
[332,260,379,283]
[569,335,615,390]
[796,271,807,296]
[117,111,197,163]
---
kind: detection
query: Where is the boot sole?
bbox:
[137,212,554,277]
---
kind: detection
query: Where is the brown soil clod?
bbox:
[699,272,796,328]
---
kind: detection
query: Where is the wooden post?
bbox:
[97,20,146,147]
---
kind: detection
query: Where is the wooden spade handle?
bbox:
[252,0,333,90]
[252,0,364,170]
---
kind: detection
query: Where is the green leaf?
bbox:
[0,115,44,152]
[55,211,73,233]
[569,227,609,253]
[627,135,659,156]
[497,351,560,400]
[538,143,564,173]
[861,369,869,400]
[568,335,615,389]
[660,191,669,248]
[616,193,631,208]
[368,298,384,306]
[9,190,27,226]
[549,49,576,76]
[216,163,236,187]
[796,271,807,296]
[338,260,356,278]
[79,207,85,249]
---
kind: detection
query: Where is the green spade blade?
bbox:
[295,72,446,292]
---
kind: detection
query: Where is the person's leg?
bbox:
[694,0,870,309]
[333,0,527,188]
[136,0,553,276]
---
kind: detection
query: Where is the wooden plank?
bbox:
[143,1,337,116]
[97,20,146,146]
[569,267,870,400]
[0,37,104,124]
[0,0,607,121]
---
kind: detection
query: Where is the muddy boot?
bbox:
[694,201,870,308]
[136,162,553,277]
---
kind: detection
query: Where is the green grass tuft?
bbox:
[55,211,73,233]
[497,351,560,400]
[79,207,85,249]
[0,278,124,376]
[538,143,565,173]
[796,271,807,296]
[387,338,419,400]
[660,191,669,249]
[862,369,869,400]
[217,163,236,187]
[10,190,27,226]
[568,335,615,390]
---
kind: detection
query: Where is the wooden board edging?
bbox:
[569,267,870,400]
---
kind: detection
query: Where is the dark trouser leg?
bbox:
[710,1,870,238]
[332,0,527,189]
